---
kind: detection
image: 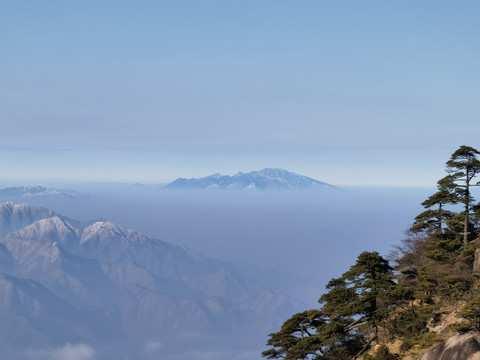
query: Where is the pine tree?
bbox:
[409,175,462,261]
[262,309,364,360]
[263,252,397,359]
[411,175,458,235]
[335,251,396,339]
[262,309,324,360]
[408,146,480,259]
[446,145,480,247]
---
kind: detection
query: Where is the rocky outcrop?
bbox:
[429,307,465,336]
[473,248,480,274]
[415,333,480,360]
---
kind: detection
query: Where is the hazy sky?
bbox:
[1,1,480,186]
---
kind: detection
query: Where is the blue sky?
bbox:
[1,1,480,186]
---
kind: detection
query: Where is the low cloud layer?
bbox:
[22,344,96,360]
[49,344,96,360]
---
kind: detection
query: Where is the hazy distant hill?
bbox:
[164,168,334,190]
[0,202,313,359]
[0,185,104,211]
[0,185,93,200]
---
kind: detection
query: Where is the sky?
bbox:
[1,1,480,186]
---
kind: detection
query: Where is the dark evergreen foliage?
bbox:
[446,146,480,247]
[321,252,397,333]
[372,345,399,360]
[263,252,397,359]
[262,309,365,360]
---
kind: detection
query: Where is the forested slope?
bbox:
[263,146,480,360]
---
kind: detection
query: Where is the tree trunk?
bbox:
[464,179,470,247]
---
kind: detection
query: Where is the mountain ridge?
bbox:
[0,185,98,200]
[0,202,315,359]
[164,168,334,191]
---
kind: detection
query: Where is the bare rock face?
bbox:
[416,333,480,360]
[429,307,465,336]
[473,248,480,274]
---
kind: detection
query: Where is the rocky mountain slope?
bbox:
[0,202,310,359]
[415,333,480,360]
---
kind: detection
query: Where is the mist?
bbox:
[0,183,437,359]
[26,184,432,289]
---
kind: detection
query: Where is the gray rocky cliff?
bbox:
[415,333,480,360]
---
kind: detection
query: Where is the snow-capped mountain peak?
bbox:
[17,185,48,193]
[10,216,80,245]
[0,202,57,236]
[0,186,102,209]
[0,202,316,359]
[164,168,334,191]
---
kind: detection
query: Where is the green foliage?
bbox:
[446,146,480,179]
[461,293,480,331]
[399,332,442,352]
[362,345,399,360]
[385,306,430,339]
[446,146,480,246]
[373,345,399,360]
[262,309,365,360]
[394,146,480,309]
[424,234,462,259]
[320,278,358,319]
[449,320,472,334]
[262,310,324,359]
[320,251,397,330]
[411,175,459,235]
[408,146,480,256]
[398,259,473,305]
[263,252,398,359]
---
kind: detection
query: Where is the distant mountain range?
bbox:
[164,168,334,190]
[0,202,314,359]
[0,185,100,203]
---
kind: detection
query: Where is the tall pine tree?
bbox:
[445,146,480,247]
[411,175,458,235]
[263,252,397,359]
